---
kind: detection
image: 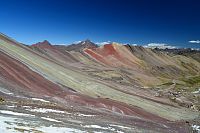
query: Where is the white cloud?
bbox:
[144,43,176,49]
[96,41,138,46]
[189,40,200,43]
[130,43,138,46]
[96,41,111,45]
[73,41,82,44]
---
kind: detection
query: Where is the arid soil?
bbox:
[0,33,200,132]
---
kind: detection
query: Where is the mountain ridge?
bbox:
[0,33,200,132]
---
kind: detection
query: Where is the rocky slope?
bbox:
[0,33,200,132]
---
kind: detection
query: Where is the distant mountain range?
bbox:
[0,33,200,132]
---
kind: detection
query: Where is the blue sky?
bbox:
[0,0,200,48]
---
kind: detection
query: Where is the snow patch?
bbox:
[75,113,95,117]
[84,125,103,128]
[7,105,16,108]
[23,106,31,108]
[82,41,86,45]
[31,98,49,103]
[27,108,65,113]
[0,115,17,133]
[0,115,84,133]
[41,117,61,123]
[0,87,13,95]
[192,125,200,132]
[39,125,85,133]
[83,124,119,132]
[192,88,200,94]
[0,110,34,117]
[110,124,132,129]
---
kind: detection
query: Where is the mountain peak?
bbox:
[38,40,51,46]
[79,39,94,45]
[65,39,98,51]
[32,40,52,48]
[43,40,51,45]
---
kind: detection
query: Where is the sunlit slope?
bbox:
[84,43,200,78]
[31,40,79,64]
[84,43,143,68]
[31,41,200,87]
[83,43,200,88]
[126,45,200,77]
[0,34,198,121]
[0,50,71,96]
[30,40,102,69]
